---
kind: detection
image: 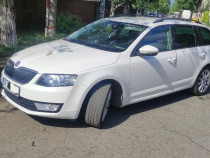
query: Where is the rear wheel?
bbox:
[85,82,112,128]
[190,67,210,96]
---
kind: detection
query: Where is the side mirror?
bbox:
[138,45,159,56]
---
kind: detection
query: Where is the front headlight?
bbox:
[36,74,77,87]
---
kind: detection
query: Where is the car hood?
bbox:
[10,39,120,74]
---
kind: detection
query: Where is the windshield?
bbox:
[66,20,147,52]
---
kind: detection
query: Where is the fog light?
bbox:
[34,102,60,112]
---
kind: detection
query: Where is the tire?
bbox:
[190,67,210,96]
[85,82,112,128]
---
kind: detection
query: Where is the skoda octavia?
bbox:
[1,17,210,128]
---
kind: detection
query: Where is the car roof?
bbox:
[107,16,159,26]
[106,16,208,29]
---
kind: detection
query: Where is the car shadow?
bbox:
[30,89,210,129]
[30,115,88,128]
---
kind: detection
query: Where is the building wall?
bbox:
[198,0,210,11]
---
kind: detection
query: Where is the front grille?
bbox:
[4,89,63,113]
[4,60,37,84]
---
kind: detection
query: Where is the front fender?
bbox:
[64,64,130,119]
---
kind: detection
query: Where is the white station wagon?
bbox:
[1,17,210,128]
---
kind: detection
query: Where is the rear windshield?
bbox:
[66,20,147,52]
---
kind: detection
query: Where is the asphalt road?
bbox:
[0,89,210,158]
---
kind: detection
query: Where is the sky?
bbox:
[170,0,175,7]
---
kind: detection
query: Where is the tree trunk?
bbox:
[110,0,116,17]
[45,0,57,37]
[0,0,17,47]
[123,0,132,15]
[110,0,125,17]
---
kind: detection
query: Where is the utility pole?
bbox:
[145,0,149,15]
[100,0,106,19]
[45,0,57,37]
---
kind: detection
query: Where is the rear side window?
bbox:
[138,25,172,52]
[197,27,210,45]
[173,25,195,49]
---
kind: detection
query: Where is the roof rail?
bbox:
[112,14,158,18]
[153,18,202,24]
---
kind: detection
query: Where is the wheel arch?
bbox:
[191,63,210,88]
[82,79,124,111]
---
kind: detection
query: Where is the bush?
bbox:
[201,11,209,24]
[0,44,13,57]
[0,32,67,58]
[56,13,84,34]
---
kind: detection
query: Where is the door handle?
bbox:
[167,58,176,64]
[199,52,206,58]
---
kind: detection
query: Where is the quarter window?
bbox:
[173,25,195,49]
[138,25,172,52]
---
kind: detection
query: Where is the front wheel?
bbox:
[190,67,210,96]
[85,82,112,128]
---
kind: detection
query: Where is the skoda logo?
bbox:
[15,61,21,67]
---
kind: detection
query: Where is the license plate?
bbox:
[2,77,20,97]
[2,77,9,87]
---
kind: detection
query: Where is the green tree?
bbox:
[158,0,170,14]
[145,0,170,14]
[110,0,170,16]
[170,0,180,14]
[201,11,209,24]
[170,0,197,14]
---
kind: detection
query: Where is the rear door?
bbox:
[171,25,199,90]
[194,26,210,66]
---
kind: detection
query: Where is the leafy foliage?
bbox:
[170,0,197,14]
[170,0,180,14]
[158,0,170,14]
[56,13,84,34]
[201,11,209,24]
[0,32,67,58]
[112,0,170,15]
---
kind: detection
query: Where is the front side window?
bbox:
[173,25,195,49]
[138,25,172,52]
[66,20,147,52]
[197,27,210,45]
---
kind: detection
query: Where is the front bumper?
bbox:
[1,70,81,119]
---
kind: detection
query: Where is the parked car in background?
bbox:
[157,12,164,18]
[1,16,210,128]
[173,12,181,18]
[148,12,156,17]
